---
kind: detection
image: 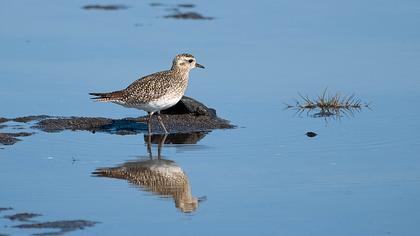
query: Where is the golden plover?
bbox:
[89,53,204,133]
[93,134,201,212]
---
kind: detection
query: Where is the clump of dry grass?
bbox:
[286,89,370,119]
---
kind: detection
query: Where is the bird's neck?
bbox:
[170,66,191,75]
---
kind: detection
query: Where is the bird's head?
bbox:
[171,53,205,71]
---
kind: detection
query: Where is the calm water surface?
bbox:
[1,0,420,235]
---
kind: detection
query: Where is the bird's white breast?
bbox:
[140,94,182,113]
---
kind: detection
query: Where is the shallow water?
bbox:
[1,0,420,235]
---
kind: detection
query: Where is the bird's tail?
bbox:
[89,91,123,102]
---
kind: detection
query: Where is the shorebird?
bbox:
[89,53,204,134]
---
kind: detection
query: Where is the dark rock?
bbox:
[0,118,8,124]
[162,96,216,117]
[82,5,127,10]
[14,220,98,235]
[164,12,213,20]
[305,132,317,137]
[4,213,41,221]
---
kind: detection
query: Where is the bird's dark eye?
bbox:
[188,59,194,63]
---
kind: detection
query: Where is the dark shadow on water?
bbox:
[93,133,206,213]
[144,132,208,145]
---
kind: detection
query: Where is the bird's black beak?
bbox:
[195,63,205,69]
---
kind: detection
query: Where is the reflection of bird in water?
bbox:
[93,134,201,213]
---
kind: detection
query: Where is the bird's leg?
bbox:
[157,134,168,159]
[147,112,154,135]
[157,112,168,134]
[146,133,152,159]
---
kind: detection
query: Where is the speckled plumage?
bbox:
[89,54,204,133]
[94,159,198,212]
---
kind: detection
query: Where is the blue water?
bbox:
[1,0,420,235]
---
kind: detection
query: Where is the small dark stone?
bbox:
[306,132,317,137]
[4,213,41,221]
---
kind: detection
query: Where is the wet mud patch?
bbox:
[0,97,233,146]
[150,3,195,8]
[164,12,213,20]
[4,213,41,222]
[0,132,33,145]
[82,4,128,11]
[13,220,98,236]
[0,207,13,212]
[1,207,98,235]
[150,2,214,20]
[0,115,50,124]
[33,96,233,134]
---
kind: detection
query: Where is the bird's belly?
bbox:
[138,95,182,112]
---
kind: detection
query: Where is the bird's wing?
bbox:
[124,70,174,102]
